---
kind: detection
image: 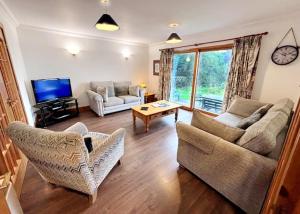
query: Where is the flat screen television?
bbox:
[31,78,73,104]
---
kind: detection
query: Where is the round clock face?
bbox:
[271,45,299,65]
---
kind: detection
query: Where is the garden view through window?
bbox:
[170,48,232,113]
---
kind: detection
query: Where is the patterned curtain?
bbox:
[158,49,174,100]
[223,35,262,111]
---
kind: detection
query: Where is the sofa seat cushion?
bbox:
[214,112,245,127]
[269,98,294,116]
[192,111,245,142]
[237,111,288,155]
[118,95,141,104]
[104,97,124,107]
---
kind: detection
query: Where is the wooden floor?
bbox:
[20,109,243,214]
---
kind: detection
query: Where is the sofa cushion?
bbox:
[214,112,244,127]
[237,104,273,129]
[269,98,294,116]
[104,97,124,107]
[191,111,245,142]
[237,111,288,155]
[114,81,131,96]
[90,81,115,97]
[129,85,140,97]
[118,95,141,104]
[227,96,266,117]
[96,86,108,102]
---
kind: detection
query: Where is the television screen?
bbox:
[31,78,73,103]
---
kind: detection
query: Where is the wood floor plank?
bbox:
[20,109,243,214]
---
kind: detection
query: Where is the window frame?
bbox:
[172,44,233,115]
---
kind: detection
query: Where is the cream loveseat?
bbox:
[6,121,125,203]
[87,81,145,116]
[176,97,294,214]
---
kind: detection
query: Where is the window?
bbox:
[195,49,232,114]
[170,45,232,114]
[170,52,196,106]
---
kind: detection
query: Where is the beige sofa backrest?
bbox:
[237,98,294,157]
[90,81,115,97]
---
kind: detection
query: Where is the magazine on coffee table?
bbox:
[151,102,170,108]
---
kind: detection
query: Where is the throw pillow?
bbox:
[191,110,245,142]
[227,96,266,117]
[237,104,273,129]
[129,85,140,97]
[96,86,108,102]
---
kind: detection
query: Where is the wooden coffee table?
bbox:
[131,100,181,132]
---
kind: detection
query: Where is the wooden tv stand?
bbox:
[33,97,79,128]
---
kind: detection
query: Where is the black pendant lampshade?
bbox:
[95,13,120,31]
[166,33,182,44]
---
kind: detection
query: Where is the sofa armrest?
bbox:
[176,121,220,154]
[87,90,104,116]
[64,122,89,136]
[87,90,103,102]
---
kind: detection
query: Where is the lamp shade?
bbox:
[166,33,182,44]
[95,13,120,31]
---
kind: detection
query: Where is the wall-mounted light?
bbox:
[122,49,131,60]
[66,44,80,56]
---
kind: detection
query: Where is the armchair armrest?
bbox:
[88,128,126,166]
[64,122,89,136]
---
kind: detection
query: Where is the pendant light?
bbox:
[166,23,182,44]
[166,33,182,44]
[95,0,119,31]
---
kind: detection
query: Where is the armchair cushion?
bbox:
[227,96,266,117]
[129,85,140,97]
[104,97,124,107]
[96,86,108,102]
[118,95,141,104]
[191,110,245,142]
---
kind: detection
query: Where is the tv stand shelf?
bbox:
[33,97,79,128]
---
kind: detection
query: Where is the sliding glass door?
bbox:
[169,45,232,114]
[194,49,232,114]
[170,52,196,107]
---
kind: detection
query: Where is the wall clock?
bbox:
[271,28,299,65]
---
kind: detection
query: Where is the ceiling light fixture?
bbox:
[166,33,182,44]
[96,0,119,31]
[166,23,182,44]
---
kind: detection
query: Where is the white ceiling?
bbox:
[3,0,300,44]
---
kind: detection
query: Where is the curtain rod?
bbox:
[159,31,268,51]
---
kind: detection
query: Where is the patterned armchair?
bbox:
[6,121,125,203]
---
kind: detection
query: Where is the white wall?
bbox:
[0,2,34,125]
[148,12,300,105]
[17,26,149,107]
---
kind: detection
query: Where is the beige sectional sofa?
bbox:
[87,81,145,116]
[176,97,294,213]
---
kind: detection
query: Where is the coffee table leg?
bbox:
[175,108,178,122]
[145,117,150,133]
[133,112,136,128]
